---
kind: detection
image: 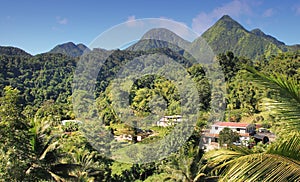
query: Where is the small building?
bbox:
[201,122,264,151]
[156,115,183,127]
[61,120,83,125]
[210,122,257,135]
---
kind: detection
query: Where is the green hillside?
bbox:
[201,15,287,59]
[0,46,32,57]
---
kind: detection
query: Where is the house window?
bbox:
[215,127,218,130]
[237,128,240,131]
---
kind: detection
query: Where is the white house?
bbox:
[156,115,183,127]
[210,122,257,135]
[201,122,262,150]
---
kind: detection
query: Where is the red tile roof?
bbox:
[202,132,250,138]
[213,122,250,128]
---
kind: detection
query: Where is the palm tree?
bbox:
[202,67,300,181]
[68,148,110,182]
[162,144,210,182]
[204,132,300,181]
[246,67,300,132]
[25,118,78,181]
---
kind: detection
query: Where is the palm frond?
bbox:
[246,66,300,102]
[221,153,300,182]
[204,133,300,181]
[267,132,300,162]
[48,170,66,182]
[246,66,300,131]
[39,140,59,160]
[204,146,253,168]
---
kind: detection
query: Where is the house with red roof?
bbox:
[201,122,266,151]
[210,122,258,135]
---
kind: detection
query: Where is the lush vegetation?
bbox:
[203,66,300,181]
[0,16,300,180]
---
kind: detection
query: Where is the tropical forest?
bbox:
[0,15,299,181]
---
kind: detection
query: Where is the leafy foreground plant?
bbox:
[202,67,300,181]
[204,132,300,181]
[161,143,220,182]
[25,118,78,181]
[246,66,300,132]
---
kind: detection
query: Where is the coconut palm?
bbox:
[68,148,111,182]
[25,118,78,181]
[204,132,300,181]
[202,67,300,181]
[162,143,214,182]
[246,66,300,132]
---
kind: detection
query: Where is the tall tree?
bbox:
[0,86,30,180]
[25,116,77,181]
[162,143,206,182]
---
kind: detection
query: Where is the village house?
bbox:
[156,115,183,127]
[200,122,273,151]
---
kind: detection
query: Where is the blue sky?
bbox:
[1,0,300,55]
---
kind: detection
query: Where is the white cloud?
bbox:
[192,0,254,35]
[125,15,138,27]
[56,16,68,25]
[127,15,136,22]
[192,13,215,35]
[263,8,274,17]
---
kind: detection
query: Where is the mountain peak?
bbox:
[141,28,189,43]
[201,15,287,59]
[214,14,246,31]
[127,28,190,52]
[219,15,234,21]
[251,28,264,35]
[49,42,89,57]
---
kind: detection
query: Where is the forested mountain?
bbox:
[1,15,299,112]
[49,42,90,57]
[126,15,298,60]
[44,15,300,61]
[201,15,293,59]
[127,28,189,53]
[250,28,285,47]
[0,52,76,107]
[0,46,32,57]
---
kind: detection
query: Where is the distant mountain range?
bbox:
[127,15,298,60]
[1,15,299,59]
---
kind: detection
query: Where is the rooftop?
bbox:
[212,122,250,128]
